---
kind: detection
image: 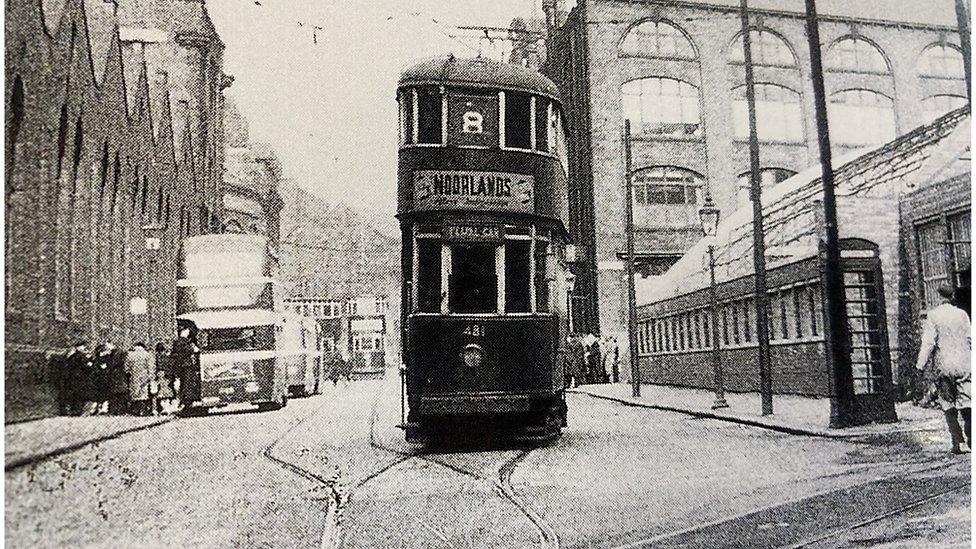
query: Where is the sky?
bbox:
[206,0,547,233]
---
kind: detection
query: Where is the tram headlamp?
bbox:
[462,344,484,368]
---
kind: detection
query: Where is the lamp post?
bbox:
[699,193,728,409]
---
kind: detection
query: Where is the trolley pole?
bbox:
[955,0,972,102]
[624,120,641,398]
[740,0,773,416]
[805,0,854,428]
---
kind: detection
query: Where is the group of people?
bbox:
[56,328,200,417]
[565,334,619,387]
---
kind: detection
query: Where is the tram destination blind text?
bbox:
[414,170,533,213]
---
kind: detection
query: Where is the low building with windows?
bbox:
[283,294,391,375]
[634,107,968,420]
[541,0,968,364]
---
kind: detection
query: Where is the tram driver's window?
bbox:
[504,91,532,149]
[449,244,497,313]
[505,240,531,313]
[416,240,442,312]
[417,87,443,144]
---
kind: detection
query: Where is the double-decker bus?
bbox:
[397,56,573,442]
[177,234,317,412]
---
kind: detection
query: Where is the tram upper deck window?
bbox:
[417,87,443,145]
[449,244,497,313]
[535,98,550,152]
[447,87,498,147]
[504,91,532,149]
[399,89,414,145]
[416,240,442,312]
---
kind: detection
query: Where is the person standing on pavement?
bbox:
[91,343,115,415]
[124,342,154,416]
[58,342,89,415]
[915,285,972,454]
[172,328,199,409]
[155,342,176,414]
[107,343,130,415]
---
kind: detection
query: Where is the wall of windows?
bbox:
[637,280,823,355]
[621,77,702,137]
[619,20,696,60]
[731,83,803,142]
[917,44,966,79]
[632,166,704,206]
[728,29,795,67]
[827,89,896,147]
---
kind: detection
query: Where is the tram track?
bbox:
[344,393,560,549]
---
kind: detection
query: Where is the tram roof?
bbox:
[399,55,560,100]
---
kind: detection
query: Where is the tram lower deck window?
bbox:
[416,240,442,312]
[449,244,497,313]
[505,240,531,313]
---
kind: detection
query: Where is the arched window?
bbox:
[56,104,69,176]
[731,83,803,142]
[918,44,965,79]
[828,89,896,146]
[619,20,695,59]
[827,37,889,74]
[8,75,25,177]
[622,78,701,137]
[632,166,704,205]
[729,29,795,67]
[921,94,968,123]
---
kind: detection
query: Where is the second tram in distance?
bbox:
[397,56,573,442]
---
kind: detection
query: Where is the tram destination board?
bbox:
[444,223,504,243]
[413,170,534,213]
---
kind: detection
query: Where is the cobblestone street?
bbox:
[6,376,970,548]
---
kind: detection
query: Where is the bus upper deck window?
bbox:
[449,244,497,313]
[535,98,549,152]
[417,87,443,145]
[504,91,532,149]
[416,240,442,312]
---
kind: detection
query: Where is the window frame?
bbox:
[621,77,703,138]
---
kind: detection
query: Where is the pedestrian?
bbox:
[107,344,130,415]
[124,342,154,416]
[61,341,91,415]
[915,285,972,454]
[172,328,199,409]
[567,336,585,387]
[155,342,176,414]
[587,339,602,385]
[91,343,116,415]
[327,349,342,386]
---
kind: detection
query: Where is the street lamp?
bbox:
[699,193,728,410]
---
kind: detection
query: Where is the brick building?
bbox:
[5,0,227,422]
[635,108,969,410]
[221,101,284,249]
[541,0,968,358]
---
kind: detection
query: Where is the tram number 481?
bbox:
[463,324,485,337]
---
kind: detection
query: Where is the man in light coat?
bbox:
[125,342,155,416]
[915,285,971,454]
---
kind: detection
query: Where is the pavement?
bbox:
[5,414,175,471]
[569,382,945,440]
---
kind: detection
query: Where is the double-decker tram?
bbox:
[397,56,573,442]
[177,234,313,412]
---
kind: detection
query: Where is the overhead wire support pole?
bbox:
[624,120,641,398]
[739,0,773,416]
[804,0,854,428]
[955,0,972,102]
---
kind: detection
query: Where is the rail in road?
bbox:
[359,395,560,549]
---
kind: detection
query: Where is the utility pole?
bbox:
[805,0,855,428]
[955,0,972,102]
[624,120,640,397]
[739,0,773,416]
